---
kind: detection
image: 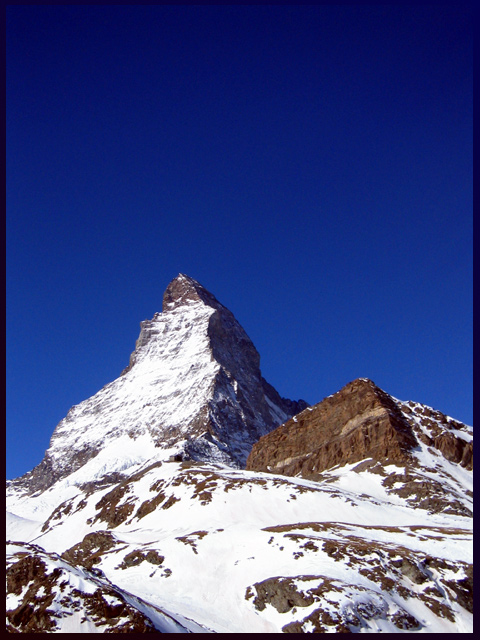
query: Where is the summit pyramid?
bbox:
[10,274,306,497]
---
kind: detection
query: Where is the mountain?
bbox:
[6,276,473,633]
[247,378,473,517]
[8,274,306,497]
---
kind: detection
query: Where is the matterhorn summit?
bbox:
[9,274,306,498]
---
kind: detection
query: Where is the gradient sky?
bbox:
[6,5,472,480]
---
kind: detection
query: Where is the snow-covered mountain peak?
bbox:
[8,275,307,498]
[6,275,473,633]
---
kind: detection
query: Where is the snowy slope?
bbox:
[7,454,473,633]
[6,541,203,633]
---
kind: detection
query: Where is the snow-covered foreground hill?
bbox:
[7,457,473,633]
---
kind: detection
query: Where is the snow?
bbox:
[9,286,301,503]
[6,510,43,541]
[264,395,289,423]
[7,453,472,633]
[46,300,219,473]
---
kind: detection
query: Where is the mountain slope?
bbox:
[247,378,473,517]
[7,456,473,633]
[6,540,202,633]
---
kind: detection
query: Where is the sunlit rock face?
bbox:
[247,377,473,516]
[9,274,307,497]
[247,378,418,476]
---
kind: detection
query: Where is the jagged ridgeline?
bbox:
[6,274,473,633]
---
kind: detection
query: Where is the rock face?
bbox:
[399,399,473,470]
[246,378,418,477]
[246,377,473,515]
[9,274,307,497]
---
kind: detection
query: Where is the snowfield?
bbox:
[7,457,473,633]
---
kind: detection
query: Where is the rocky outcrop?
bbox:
[246,378,417,478]
[397,400,473,470]
[246,377,473,516]
[6,542,177,633]
[434,432,472,468]
[61,531,118,569]
[162,272,227,313]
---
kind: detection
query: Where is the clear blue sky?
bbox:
[7,5,472,480]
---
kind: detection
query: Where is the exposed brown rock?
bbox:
[245,576,317,613]
[247,574,422,633]
[381,470,472,516]
[162,272,224,313]
[6,546,162,633]
[246,378,417,477]
[92,484,135,529]
[397,401,473,470]
[61,531,118,569]
[116,549,165,570]
[433,432,473,469]
[136,491,167,520]
[175,530,208,554]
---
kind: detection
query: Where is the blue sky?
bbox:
[7,5,472,480]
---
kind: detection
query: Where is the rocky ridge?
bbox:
[246,378,473,516]
[247,378,417,476]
